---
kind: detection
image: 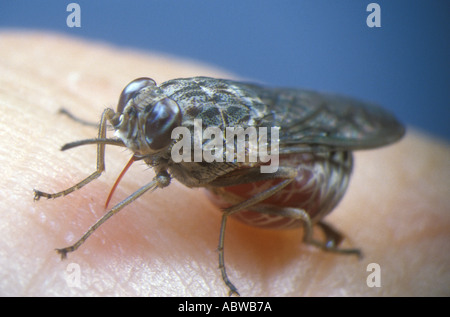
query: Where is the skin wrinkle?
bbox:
[1,32,449,296]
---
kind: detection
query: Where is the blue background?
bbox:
[1,0,449,140]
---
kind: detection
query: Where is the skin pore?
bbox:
[1,32,449,296]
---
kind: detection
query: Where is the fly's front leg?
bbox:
[55,171,169,259]
[33,108,116,200]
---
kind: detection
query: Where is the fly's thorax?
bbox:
[160,77,271,129]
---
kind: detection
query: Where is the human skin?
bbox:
[0,32,449,296]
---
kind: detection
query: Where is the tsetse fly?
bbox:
[34,77,405,295]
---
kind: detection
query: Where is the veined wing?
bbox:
[239,83,405,152]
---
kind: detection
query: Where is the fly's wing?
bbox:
[239,83,405,153]
[161,77,404,154]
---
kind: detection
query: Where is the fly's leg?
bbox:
[315,221,362,257]
[33,108,115,200]
[217,168,298,296]
[218,214,237,295]
[58,108,99,128]
[247,206,361,256]
[218,193,360,295]
[56,171,170,259]
[214,164,360,295]
[294,209,361,256]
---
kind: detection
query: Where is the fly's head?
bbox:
[109,78,182,159]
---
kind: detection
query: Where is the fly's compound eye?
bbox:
[117,77,157,113]
[144,98,182,151]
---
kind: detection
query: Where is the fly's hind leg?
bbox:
[33,108,115,200]
[253,206,361,257]
[218,202,360,296]
[315,221,362,257]
[214,165,360,295]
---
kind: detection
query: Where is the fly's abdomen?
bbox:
[206,151,353,229]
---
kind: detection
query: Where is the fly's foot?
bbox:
[311,221,363,259]
[55,246,75,260]
[33,189,51,201]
